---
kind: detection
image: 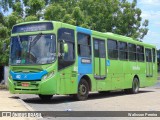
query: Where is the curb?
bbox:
[18,98,34,111]
[17,97,43,119]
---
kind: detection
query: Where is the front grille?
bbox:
[13,81,40,91]
[14,81,39,86]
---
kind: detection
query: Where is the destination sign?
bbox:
[12,22,53,33]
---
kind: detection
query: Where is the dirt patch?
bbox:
[0,84,8,90]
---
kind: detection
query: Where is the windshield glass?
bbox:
[10,34,56,65]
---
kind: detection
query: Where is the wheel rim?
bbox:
[133,80,139,93]
[79,84,87,96]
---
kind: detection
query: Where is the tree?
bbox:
[26,0,45,17]
[0,12,5,25]
[0,24,9,65]
[44,3,66,20]
[12,2,23,16]
[0,0,150,65]
[43,0,148,40]
[113,0,148,40]
[0,24,8,39]
[71,7,85,26]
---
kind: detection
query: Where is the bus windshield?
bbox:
[10,34,56,65]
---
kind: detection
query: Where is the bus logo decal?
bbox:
[16,75,21,79]
[132,66,140,70]
[24,74,27,79]
[81,58,91,64]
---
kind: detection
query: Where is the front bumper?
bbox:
[8,77,57,95]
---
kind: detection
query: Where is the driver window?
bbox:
[58,28,75,70]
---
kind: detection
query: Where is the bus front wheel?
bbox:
[73,79,89,101]
[38,95,53,101]
[125,77,139,94]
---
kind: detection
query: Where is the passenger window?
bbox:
[128,43,136,61]
[107,39,118,59]
[145,49,152,62]
[152,48,156,62]
[118,42,128,60]
[93,38,106,58]
[137,45,144,62]
[99,41,106,58]
[78,33,91,57]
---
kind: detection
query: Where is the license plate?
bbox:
[21,82,29,87]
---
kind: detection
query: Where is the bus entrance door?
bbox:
[93,39,106,80]
[145,48,153,77]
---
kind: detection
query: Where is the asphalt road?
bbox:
[17,80,160,120]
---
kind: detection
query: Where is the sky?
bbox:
[128,0,160,49]
[0,0,159,49]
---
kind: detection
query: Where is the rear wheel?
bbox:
[39,95,53,101]
[73,79,89,101]
[132,77,139,94]
[125,77,139,94]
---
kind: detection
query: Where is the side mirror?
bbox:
[3,43,6,51]
[59,40,68,53]
[63,43,68,53]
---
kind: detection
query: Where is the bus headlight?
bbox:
[42,72,54,81]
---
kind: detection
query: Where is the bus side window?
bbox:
[152,48,156,62]
[118,41,128,60]
[137,45,144,62]
[107,39,118,59]
[145,49,152,62]
[77,33,91,57]
[128,43,136,61]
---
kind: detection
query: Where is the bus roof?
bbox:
[12,21,156,49]
[104,32,156,48]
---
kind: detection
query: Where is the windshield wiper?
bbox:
[29,32,42,54]
[28,33,42,63]
[17,34,23,48]
[30,32,42,47]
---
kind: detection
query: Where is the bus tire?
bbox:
[125,77,139,94]
[39,95,53,101]
[73,79,89,101]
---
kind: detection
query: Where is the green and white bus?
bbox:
[9,21,157,100]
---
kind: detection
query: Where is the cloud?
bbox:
[155,21,160,26]
[141,10,160,20]
[143,30,160,49]
[140,10,160,32]
[139,0,160,6]
[127,0,160,49]
[142,12,160,49]
[147,30,159,37]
